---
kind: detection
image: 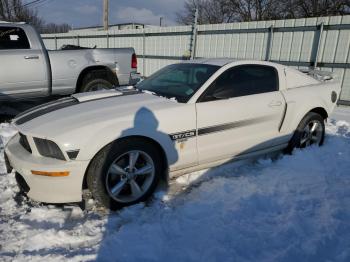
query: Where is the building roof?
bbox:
[72,22,146,31]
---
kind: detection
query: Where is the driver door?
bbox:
[195,64,286,164]
[0,26,47,98]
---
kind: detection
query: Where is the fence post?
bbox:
[143,29,146,76]
[54,36,57,50]
[106,32,109,48]
[265,26,274,61]
[313,22,324,69]
[190,8,199,60]
[76,35,80,46]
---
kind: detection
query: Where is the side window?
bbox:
[200,65,279,102]
[0,27,30,50]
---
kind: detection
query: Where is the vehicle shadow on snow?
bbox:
[93,107,180,259]
[119,106,180,182]
[3,106,349,260]
[93,113,303,261]
[94,124,350,262]
[8,124,348,261]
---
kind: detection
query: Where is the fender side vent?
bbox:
[19,133,32,153]
[67,150,79,160]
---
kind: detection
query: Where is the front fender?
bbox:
[57,118,177,166]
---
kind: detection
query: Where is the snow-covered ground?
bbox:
[332,106,350,122]
[0,106,350,262]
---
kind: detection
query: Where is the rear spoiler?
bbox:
[301,69,335,81]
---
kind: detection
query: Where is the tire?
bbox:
[80,78,113,93]
[285,112,325,154]
[86,138,162,210]
[80,70,117,93]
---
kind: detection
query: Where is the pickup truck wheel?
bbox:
[81,78,113,92]
[286,112,325,153]
[86,139,161,210]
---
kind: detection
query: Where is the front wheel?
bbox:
[286,112,325,153]
[86,138,162,210]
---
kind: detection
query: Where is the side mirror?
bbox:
[200,89,230,102]
[212,89,230,100]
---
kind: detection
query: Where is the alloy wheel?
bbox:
[299,119,323,147]
[105,150,155,203]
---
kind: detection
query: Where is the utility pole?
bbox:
[103,0,109,30]
[189,8,199,60]
[159,17,163,27]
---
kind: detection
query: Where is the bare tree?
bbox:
[176,0,235,25]
[226,0,284,21]
[0,0,44,28]
[176,0,285,24]
[0,0,71,33]
[177,0,350,24]
[41,23,71,34]
[285,0,350,18]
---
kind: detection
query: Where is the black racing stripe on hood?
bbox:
[14,90,142,126]
[15,99,79,125]
[14,97,75,120]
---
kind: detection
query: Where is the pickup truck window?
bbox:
[136,63,220,103]
[0,27,30,50]
[200,65,279,102]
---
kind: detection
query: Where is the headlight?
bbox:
[34,138,66,160]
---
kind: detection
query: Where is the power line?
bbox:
[23,0,43,7]
[23,0,50,7]
[30,0,54,8]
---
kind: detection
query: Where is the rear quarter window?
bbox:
[0,27,30,50]
[285,68,320,89]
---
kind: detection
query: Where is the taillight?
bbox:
[131,53,137,69]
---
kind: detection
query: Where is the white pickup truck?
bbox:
[5,59,340,210]
[0,22,139,100]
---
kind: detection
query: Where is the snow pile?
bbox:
[1,120,350,261]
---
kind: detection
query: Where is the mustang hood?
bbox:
[14,90,180,138]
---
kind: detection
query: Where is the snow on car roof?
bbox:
[0,21,26,24]
[182,58,289,69]
[182,58,237,66]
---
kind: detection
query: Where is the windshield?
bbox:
[136,63,220,103]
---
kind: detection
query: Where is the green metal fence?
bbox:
[42,15,350,105]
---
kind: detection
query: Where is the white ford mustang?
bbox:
[5,59,340,209]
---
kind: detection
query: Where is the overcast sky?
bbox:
[27,0,187,28]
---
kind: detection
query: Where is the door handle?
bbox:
[268,101,282,107]
[24,55,39,60]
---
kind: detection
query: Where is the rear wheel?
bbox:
[86,138,161,210]
[286,112,325,153]
[79,70,117,93]
[81,78,113,92]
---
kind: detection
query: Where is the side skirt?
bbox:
[169,143,288,178]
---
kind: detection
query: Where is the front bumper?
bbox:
[5,133,90,203]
